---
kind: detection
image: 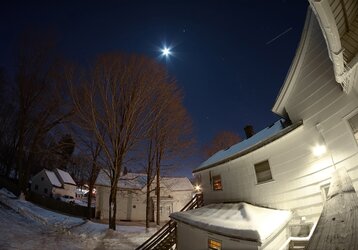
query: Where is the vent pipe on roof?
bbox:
[244,125,255,139]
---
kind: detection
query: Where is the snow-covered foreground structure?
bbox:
[0,188,157,249]
[171,202,292,249]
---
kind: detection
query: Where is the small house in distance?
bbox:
[31,168,77,198]
[95,171,194,222]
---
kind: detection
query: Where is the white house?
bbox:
[171,1,358,249]
[95,171,194,222]
[31,168,77,198]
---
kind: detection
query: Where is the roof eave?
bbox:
[193,121,303,174]
[272,7,313,116]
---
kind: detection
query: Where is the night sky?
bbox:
[0,0,309,177]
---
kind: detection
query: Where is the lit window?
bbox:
[212,175,222,191]
[254,160,273,184]
[348,113,358,142]
[208,238,221,250]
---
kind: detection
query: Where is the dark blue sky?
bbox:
[0,0,309,177]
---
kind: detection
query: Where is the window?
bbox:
[35,185,38,190]
[289,223,313,237]
[254,160,273,184]
[44,188,48,194]
[208,238,221,250]
[212,175,223,191]
[321,184,330,201]
[348,112,358,142]
[41,177,44,181]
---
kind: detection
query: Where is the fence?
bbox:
[27,192,95,218]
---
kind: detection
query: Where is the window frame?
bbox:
[212,175,223,191]
[320,183,330,201]
[254,160,273,184]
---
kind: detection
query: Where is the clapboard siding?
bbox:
[345,0,358,26]
[200,126,334,221]
[197,9,358,230]
[340,0,358,62]
[328,0,358,37]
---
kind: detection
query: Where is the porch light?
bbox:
[312,144,327,157]
[194,184,201,192]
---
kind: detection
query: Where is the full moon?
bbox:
[161,47,171,57]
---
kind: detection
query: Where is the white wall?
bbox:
[31,170,55,197]
[195,12,358,226]
[95,185,193,222]
[95,186,147,221]
[176,222,259,250]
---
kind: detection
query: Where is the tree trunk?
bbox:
[156,165,160,226]
[155,149,162,226]
[87,184,93,219]
[145,181,151,228]
[109,181,118,230]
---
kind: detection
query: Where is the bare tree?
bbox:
[69,131,102,219]
[0,68,17,177]
[14,30,73,194]
[204,131,241,157]
[70,53,169,230]
[154,84,193,225]
[143,80,194,227]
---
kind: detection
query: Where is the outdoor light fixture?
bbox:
[312,144,327,157]
[194,184,201,192]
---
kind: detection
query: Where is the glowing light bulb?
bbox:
[313,144,326,157]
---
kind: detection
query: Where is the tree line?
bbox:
[0,31,193,230]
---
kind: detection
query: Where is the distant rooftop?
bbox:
[45,170,62,188]
[56,168,76,185]
[193,119,303,173]
[95,171,194,191]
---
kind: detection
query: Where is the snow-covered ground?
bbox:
[0,188,157,249]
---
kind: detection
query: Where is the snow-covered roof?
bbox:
[55,168,76,185]
[162,177,193,191]
[119,172,148,189]
[170,202,292,244]
[45,170,62,188]
[95,171,193,191]
[194,119,303,173]
[95,171,147,190]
